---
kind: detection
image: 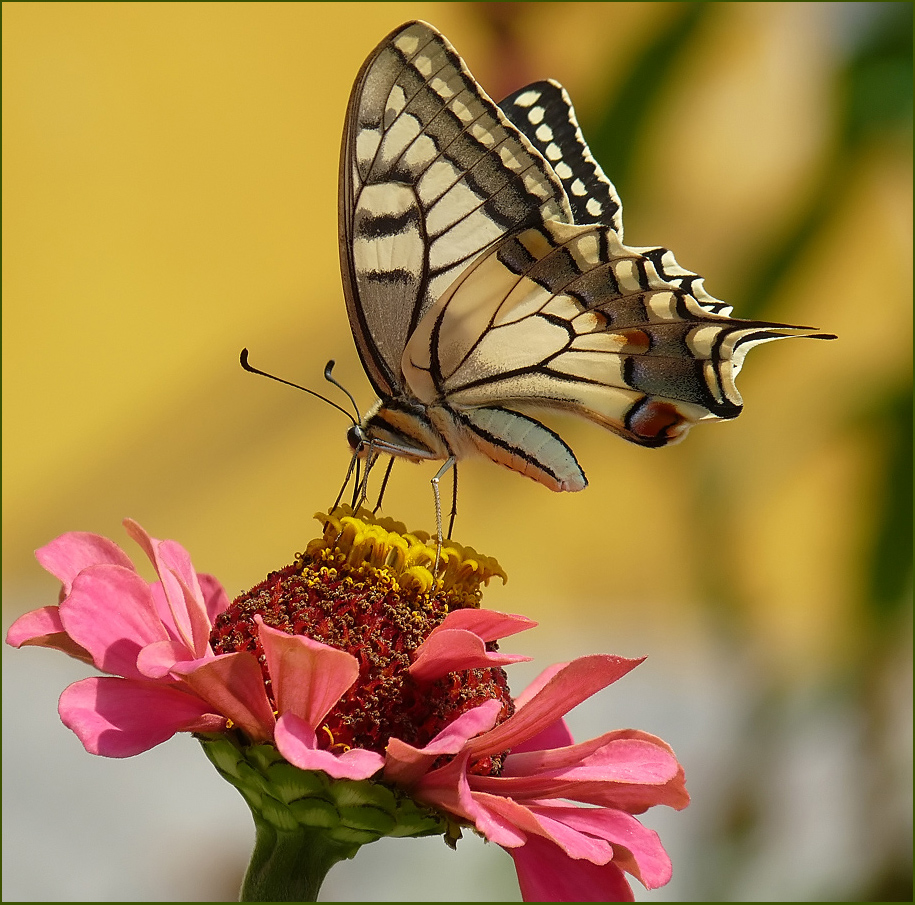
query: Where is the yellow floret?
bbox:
[305,506,507,602]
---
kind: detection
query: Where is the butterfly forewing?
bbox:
[340,21,574,398]
[497,82,730,318]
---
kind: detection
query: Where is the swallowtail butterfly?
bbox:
[338,20,833,541]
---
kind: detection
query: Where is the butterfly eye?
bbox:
[347,424,367,454]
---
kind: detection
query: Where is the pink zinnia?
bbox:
[8,508,688,902]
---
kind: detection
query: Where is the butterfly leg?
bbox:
[354,448,380,513]
[447,463,458,539]
[349,455,363,509]
[327,452,361,547]
[372,456,396,514]
[332,452,359,515]
[431,456,457,572]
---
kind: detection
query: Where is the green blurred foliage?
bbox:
[738,1,913,322]
[865,383,913,625]
[588,2,914,633]
[477,3,913,901]
[586,2,711,200]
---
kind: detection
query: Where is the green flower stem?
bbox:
[241,816,359,902]
[198,734,457,902]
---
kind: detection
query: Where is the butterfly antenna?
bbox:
[323,360,361,422]
[240,349,356,425]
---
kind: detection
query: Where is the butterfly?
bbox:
[336,20,834,546]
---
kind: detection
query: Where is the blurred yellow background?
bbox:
[3,2,911,901]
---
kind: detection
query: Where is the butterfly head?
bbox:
[346,397,450,465]
[346,422,371,457]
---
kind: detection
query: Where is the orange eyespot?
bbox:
[629,400,687,442]
[614,328,651,354]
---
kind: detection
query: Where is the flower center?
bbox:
[209,508,513,775]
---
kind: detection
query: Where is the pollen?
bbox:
[209,507,513,774]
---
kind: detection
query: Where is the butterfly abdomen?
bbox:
[438,404,587,492]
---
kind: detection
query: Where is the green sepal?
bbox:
[197,733,465,901]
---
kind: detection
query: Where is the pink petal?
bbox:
[257,620,359,727]
[35,532,135,595]
[148,581,183,644]
[480,792,613,863]
[5,607,94,664]
[503,728,671,776]
[498,737,680,785]
[514,662,566,709]
[531,805,672,888]
[274,713,383,779]
[155,538,204,602]
[409,628,531,682]
[384,699,502,787]
[383,739,436,787]
[59,676,223,757]
[415,751,527,848]
[198,573,230,622]
[60,566,170,679]
[467,655,643,758]
[433,609,536,642]
[156,537,214,652]
[468,752,679,807]
[137,640,203,678]
[525,774,689,814]
[174,651,275,742]
[122,520,211,656]
[510,834,635,902]
[6,605,64,641]
[510,717,574,755]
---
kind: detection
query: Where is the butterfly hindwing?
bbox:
[403,218,822,448]
[500,80,624,234]
[339,21,574,398]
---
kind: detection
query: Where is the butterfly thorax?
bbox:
[351,396,453,463]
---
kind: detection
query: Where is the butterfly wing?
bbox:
[341,21,835,495]
[500,80,624,233]
[403,218,830,449]
[499,80,733,317]
[339,21,575,399]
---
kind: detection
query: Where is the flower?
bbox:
[8,508,687,902]
[383,654,688,901]
[6,519,233,756]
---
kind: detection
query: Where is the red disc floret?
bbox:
[210,555,514,772]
